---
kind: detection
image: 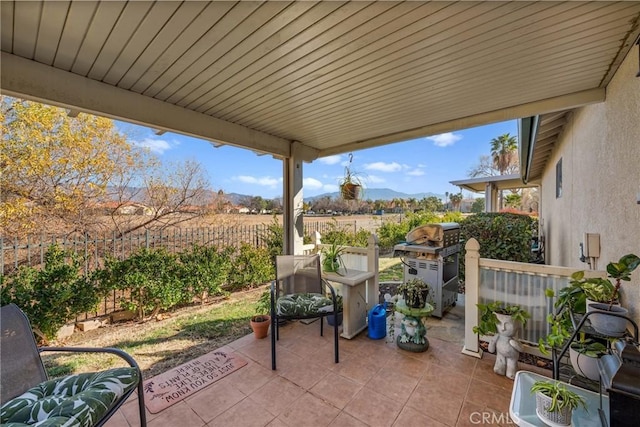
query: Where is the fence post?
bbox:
[462,238,482,358]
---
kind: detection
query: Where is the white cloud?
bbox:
[364,175,385,184]
[133,138,173,154]
[303,177,324,189]
[234,175,282,187]
[427,132,462,147]
[323,184,339,192]
[318,155,342,165]
[407,169,425,176]
[364,161,403,172]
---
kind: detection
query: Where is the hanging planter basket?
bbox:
[340,182,361,200]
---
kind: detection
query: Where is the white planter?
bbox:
[588,303,629,336]
[586,298,619,313]
[535,391,573,427]
[569,347,600,381]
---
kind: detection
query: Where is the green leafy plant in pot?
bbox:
[339,153,363,201]
[569,334,607,381]
[397,278,431,309]
[321,242,346,274]
[531,380,586,427]
[326,292,343,326]
[584,253,639,336]
[250,289,271,339]
[473,302,530,336]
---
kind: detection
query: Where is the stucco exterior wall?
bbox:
[540,46,640,324]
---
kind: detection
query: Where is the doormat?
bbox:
[143,348,248,413]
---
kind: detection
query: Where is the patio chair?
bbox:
[271,254,340,370]
[0,303,147,427]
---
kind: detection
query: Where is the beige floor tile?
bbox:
[209,397,275,427]
[226,362,277,396]
[333,356,379,385]
[250,376,305,416]
[406,384,464,426]
[185,380,246,423]
[328,412,369,427]
[365,369,419,403]
[465,379,512,414]
[421,364,472,397]
[383,352,430,378]
[344,387,404,427]
[279,392,340,427]
[280,361,329,389]
[393,406,449,427]
[101,410,131,427]
[310,372,363,410]
[147,401,205,427]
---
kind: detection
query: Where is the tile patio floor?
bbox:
[104,296,550,427]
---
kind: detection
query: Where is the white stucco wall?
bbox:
[540,46,640,324]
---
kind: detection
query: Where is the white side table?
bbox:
[323,269,375,339]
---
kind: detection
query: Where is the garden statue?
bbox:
[488,313,523,379]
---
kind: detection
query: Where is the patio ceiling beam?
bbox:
[0,52,295,159]
[318,88,604,157]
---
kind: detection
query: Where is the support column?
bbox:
[485,183,499,212]
[283,143,305,255]
[462,238,482,358]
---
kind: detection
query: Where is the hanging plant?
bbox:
[339,153,363,201]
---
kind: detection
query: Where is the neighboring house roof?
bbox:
[450,174,539,193]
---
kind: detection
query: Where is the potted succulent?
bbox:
[250,289,271,339]
[583,253,639,336]
[339,153,363,201]
[397,278,431,309]
[321,242,346,273]
[530,380,586,426]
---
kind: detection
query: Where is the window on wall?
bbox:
[556,158,563,198]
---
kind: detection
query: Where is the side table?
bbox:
[393,301,434,352]
[324,269,375,339]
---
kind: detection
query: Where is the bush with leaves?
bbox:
[377,211,458,250]
[0,245,107,342]
[260,216,283,263]
[459,212,536,281]
[97,247,186,319]
[179,244,233,304]
[226,244,274,291]
[319,219,369,247]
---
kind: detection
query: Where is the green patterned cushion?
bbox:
[277,293,334,316]
[0,367,139,427]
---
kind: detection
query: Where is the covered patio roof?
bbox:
[450,174,539,194]
[2,1,639,162]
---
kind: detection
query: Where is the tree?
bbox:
[1,97,136,236]
[471,198,485,213]
[419,196,443,212]
[490,133,518,175]
[449,192,463,212]
[1,97,213,238]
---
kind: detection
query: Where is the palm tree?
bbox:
[490,133,518,175]
[449,192,463,212]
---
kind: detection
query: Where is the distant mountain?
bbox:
[305,188,445,202]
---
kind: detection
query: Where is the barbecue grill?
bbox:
[393,223,460,318]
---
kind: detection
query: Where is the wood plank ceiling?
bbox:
[1,1,639,163]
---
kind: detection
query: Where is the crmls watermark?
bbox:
[469,411,515,425]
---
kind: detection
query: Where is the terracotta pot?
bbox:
[250,315,271,339]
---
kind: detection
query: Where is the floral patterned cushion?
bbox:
[0,367,139,427]
[276,293,334,316]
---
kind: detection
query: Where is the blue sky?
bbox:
[119,120,518,200]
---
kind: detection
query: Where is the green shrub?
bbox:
[97,247,186,319]
[260,216,283,263]
[320,219,369,247]
[179,245,233,303]
[459,212,536,281]
[226,244,274,291]
[377,211,451,250]
[0,245,106,342]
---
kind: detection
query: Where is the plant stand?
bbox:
[393,301,434,352]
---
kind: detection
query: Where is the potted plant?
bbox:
[326,293,343,326]
[321,242,346,273]
[339,153,363,201]
[250,289,271,339]
[582,253,639,336]
[474,302,530,379]
[530,380,586,426]
[568,334,607,381]
[397,278,431,309]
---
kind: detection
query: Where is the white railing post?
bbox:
[367,234,380,308]
[462,238,482,358]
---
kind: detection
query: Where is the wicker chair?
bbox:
[0,303,147,426]
[271,254,340,370]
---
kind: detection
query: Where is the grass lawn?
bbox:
[43,256,405,380]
